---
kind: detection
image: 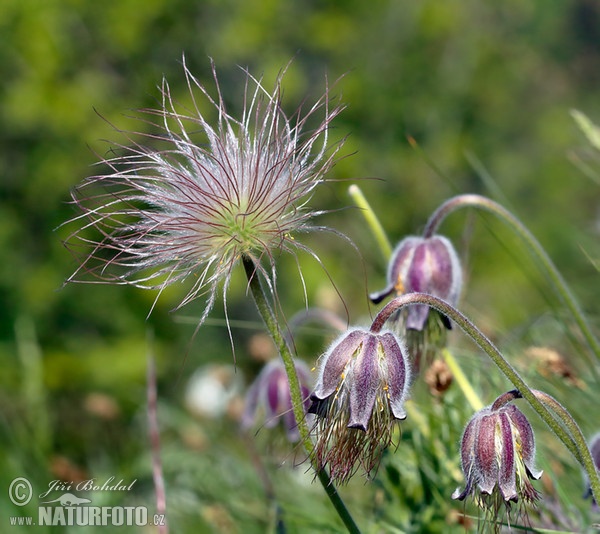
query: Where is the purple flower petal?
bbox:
[407,242,430,293]
[460,411,483,479]
[427,237,454,296]
[379,332,410,420]
[388,236,420,292]
[313,329,367,399]
[475,413,499,495]
[405,304,430,331]
[347,334,380,430]
[498,411,518,501]
[506,404,543,480]
[266,366,286,415]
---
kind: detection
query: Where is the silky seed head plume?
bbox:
[64,59,345,325]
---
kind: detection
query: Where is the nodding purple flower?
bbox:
[308,328,411,483]
[371,235,462,329]
[370,235,462,369]
[64,59,344,326]
[453,401,543,513]
[241,358,313,443]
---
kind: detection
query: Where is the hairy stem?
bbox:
[370,292,600,503]
[242,256,361,534]
[531,389,600,501]
[423,193,600,370]
[348,185,482,411]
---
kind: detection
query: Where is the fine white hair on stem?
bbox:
[63,57,346,336]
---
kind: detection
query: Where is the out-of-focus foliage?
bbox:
[2,0,600,532]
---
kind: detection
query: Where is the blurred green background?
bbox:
[2,0,600,532]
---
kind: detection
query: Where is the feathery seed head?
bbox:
[64,59,345,323]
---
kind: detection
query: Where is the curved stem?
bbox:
[531,389,600,502]
[348,185,483,413]
[490,389,522,412]
[518,387,600,505]
[370,292,600,504]
[423,194,600,370]
[242,256,361,534]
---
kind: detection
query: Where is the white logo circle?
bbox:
[9,477,32,506]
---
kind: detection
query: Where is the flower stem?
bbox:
[530,389,600,502]
[242,256,361,534]
[370,292,600,504]
[348,184,393,261]
[423,194,600,371]
[500,387,600,505]
[348,185,481,410]
[441,348,484,411]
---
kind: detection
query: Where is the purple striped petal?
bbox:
[506,404,542,480]
[426,237,454,296]
[388,236,420,291]
[379,332,410,420]
[475,413,499,495]
[313,329,367,399]
[347,334,380,430]
[498,412,518,501]
[454,408,486,501]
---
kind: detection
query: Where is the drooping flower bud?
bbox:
[308,328,411,483]
[371,235,462,329]
[241,358,313,443]
[370,235,462,369]
[453,398,542,517]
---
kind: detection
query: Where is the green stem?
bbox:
[242,256,361,534]
[531,389,600,501]
[348,185,482,410]
[423,194,600,370]
[348,184,393,261]
[441,348,484,411]
[500,387,600,505]
[370,292,600,504]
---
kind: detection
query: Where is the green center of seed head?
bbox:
[218,201,274,255]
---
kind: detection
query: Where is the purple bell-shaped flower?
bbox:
[241,358,313,443]
[308,327,411,483]
[371,235,462,330]
[453,400,542,508]
[371,235,462,370]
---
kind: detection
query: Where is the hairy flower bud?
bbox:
[370,235,462,369]
[308,328,411,483]
[241,358,313,443]
[453,400,542,516]
[371,235,462,328]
